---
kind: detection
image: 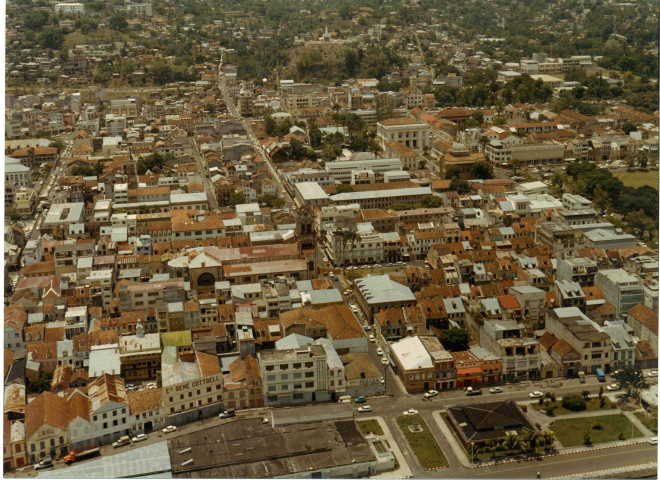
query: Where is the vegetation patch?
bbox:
[614,170,659,189]
[396,415,448,469]
[552,414,643,447]
[633,411,658,433]
[357,419,384,436]
[531,396,616,415]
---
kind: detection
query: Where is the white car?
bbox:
[369,334,376,343]
[381,357,389,366]
[396,261,405,266]
[648,371,658,378]
[424,390,438,399]
[350,305,359,313]
[162,425,177,433]
[373,264,382,268]
[376,347,383,356]
[132,433,147,443]
[606,383,620,391]
[489,387,503,394]
[146,383,157,390]
[357,405,372,413]
[649,437,658,445]
[529,391,544,399]
[403,408,419,416]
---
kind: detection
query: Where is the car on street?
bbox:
[328,272,336,279]
[387,263,394,267]
[219,409,236,418]
[343,289,353,295]
[34,457,53,470]
[126,384,138,392]
[648,371,658,378]
[466,386,482,396]
[529,391,544,398]
[396,261,405,266]
[163,425,177,433]
[354,396,366,403]
[376,347,383,356]
[369,334,376,343]
[649,437,658,445]
[606,383,620,391]
[489,387,503,394]
[357,405,372,413]
[350,304,359,313]
[146,383,157,390]
[363,325,371,331]
[403,408,419,416]
[373,264,382,268]
[381,357,389,366]
[132,434,147,443]
[424,390,438,399]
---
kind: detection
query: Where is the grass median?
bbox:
[396,415,448,469]
[633,411,658,433]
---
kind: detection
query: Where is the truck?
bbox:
[595,368,606,382]
[466,386,482,396]
[64,447,101,465]
[112,435,130,448]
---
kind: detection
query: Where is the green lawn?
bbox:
[397,415,448,469]
[552,414,643,447]
[357,419,384,436]
[614,170,659,189]
[530,396,617,415]
[633,411,658,433]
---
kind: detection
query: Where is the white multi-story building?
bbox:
[259,344,329,406]
[126,3,152,16]
[595,269,644,319]
[54,2,85,15]
[324,156,401,183]
[105,114,127,136]
[481,319,540,382]
[88,374,132,445]
[376,118,431,152]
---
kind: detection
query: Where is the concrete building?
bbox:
[390,336,435,393]
[294,182,331,208]
[258,344,329,406]
[595,269,644,318]
[545,307,613,374]
[509,285,546,327]
[54,2,85,15]
[354,274,416,321]
[324,157,401,183]
[481,320,540,382]
[330,187,434,209]
[377,117,432,152]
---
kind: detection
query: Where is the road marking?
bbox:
[472,445,656,476]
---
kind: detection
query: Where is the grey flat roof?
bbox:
[355,274,415,305]
[331,186,432,202]
[38,441,171,478]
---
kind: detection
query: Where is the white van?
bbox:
[338,395,352,404]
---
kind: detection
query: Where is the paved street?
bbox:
[188,137,219,210]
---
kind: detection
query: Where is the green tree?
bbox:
[471,160,494,179]
[228,192,245,206]
[583,432,592,446]
[307,119,322,149]
[614,367,649,398]
[449,178,470,194]
[445,165,462,180]
[26,371,54,395]
[336,184,354,194]
[39,27,64,50]
[48,139,65,153]
[109,15,128,31]
[621,121,637,134]
[440,327,470,351]
[582,390,590,401]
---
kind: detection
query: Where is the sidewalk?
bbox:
[363,416,413,479]
[431,410,472,468]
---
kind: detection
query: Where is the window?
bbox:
[306,382,314,388]
[103,422,108,429]
[113,410,117,416]
[40,441,45,450]
[103,413,107,419]
[293,373,302,379]
[281,385,288,391]
[280,374,288,380]
[113,420,118,426]
[305,372,314,378]
[206,386,211,393]
[169,397,173,403]
[267,375,276,382]
[267,395,278,402]
[50,439,55,447]
[293,393,304,400]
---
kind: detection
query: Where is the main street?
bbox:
[187,136,219,210]
[218,72,294,208]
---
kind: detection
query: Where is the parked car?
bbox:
[648,437,658,445]
[466,386,482,396]
[363,325,371,331]
[606,383,620,391]
[647,371,658,378]
[381,357,389,366]
[343,289,353,295]
[162,425,177,433]
[351,305,359,313]
[145,383,157,390]
[219,409,236,418]
[489,387,503,394]
[376,347,383,356]
[132,434,147,443]
[357,405,372,413]
[373,264,382,268]
[126,384,138,392]
[403,408,419,416]
[396,261,406,266]
[369,334,376,343]
[387,263,394,267]
[262,418,270,424]
[529,391,544,398]
[113,436,130,448]
[34,457,53,470]
[424,390,438,399]
[354,396,366,404]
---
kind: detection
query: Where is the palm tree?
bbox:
[542,431,555,451]
[504,433,519,452]
[346,230,361,274]
[335,229,351,275]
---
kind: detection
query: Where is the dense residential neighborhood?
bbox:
[3,0,659,478]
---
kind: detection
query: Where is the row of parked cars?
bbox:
[125,382,157,392]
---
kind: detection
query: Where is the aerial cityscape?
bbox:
[3,0,659,478]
